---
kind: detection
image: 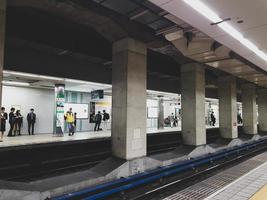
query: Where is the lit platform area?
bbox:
[0,126,220,148]
[0,127,181,148]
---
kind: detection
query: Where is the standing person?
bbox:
[14,110,23,136]
[27,108,36,135]
[74,112,77,133]
[8,108,16,137]
[94,111,102,132]
[102,110,110,131]
[210,111,216,126]
[0,107,8,141]
[64,108,74,136]
[169,113,175,128]
[237,113,243,124]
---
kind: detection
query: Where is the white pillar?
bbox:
[218,76,238,139]
[112,38,147,160]
[157,96,164,130]
[241,83,257,134]
[181,63,206,146]
[257,88,267,132]
[0,0,6,106]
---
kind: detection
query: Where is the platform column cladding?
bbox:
[257,88,267,132]
[241,83,258,134]
[157,95,164,130]
[181,63,206,146]
[218,76,238,139]
[0,0,6,106]
[111,37,147,160]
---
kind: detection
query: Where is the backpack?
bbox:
[105,113,110,120]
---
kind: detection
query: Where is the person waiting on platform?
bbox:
[102,110,110,131]
[8,108,16,137]
[14,110,23,136]
[210,112,216,126]
[74,112,77,132]
[64,108,75,136]
[94,111,102,132]
[27,108,36,135]
[169,113,175,128]
[0,107,8,141]
[237,113,243,124]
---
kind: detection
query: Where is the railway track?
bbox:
[0,131,187,182]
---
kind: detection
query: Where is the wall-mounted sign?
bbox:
[91,90,104,100]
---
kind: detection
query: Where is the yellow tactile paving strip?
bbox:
[250,185,267,200]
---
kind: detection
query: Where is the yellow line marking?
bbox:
[250,184,267,200]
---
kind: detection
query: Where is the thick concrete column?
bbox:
[157,96,164,130]
[241,83,257,134]
[181,63,206,146]
[112,38,147,160]
[0,0,6,106]
[257,89,267,132]
[218,76,238,139]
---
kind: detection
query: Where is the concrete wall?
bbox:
[2,85,54,134]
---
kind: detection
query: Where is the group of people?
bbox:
[94,110,110,132]
[165,113,179,128]
[0,107,36,142]
[65,108,110,135]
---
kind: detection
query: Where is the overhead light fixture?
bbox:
[183,0,267,63]
[2,80,30,86]
[3,70,64,81]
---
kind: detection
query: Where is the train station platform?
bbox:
[0,126,219,148]
[164,151,267,200]
[206,160,267,200]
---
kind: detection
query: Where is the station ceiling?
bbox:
[150,0,267,88]
[4,0,250,99]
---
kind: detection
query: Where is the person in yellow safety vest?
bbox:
[64,108,75,136]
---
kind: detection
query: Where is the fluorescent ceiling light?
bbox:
[4,70,64,81]
[183,0,267,63]
[65,79,111,88]
[2,80,30,86]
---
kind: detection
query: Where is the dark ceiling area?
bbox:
[4,0,223,96]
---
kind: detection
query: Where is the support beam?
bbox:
[0,0,6,106]
[181,63,206,146]
[218,76,238,139]
[157,96,164,130]
[112,38,147,160]
[241,83,257,134]
[258,89,267,132]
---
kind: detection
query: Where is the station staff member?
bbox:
[64,108,75,136]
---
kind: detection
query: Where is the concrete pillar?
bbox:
[157,96,164,130]
[54,84,65,136]
[112,38,147,160]
[218,76,238,139]
[257,88,267,132]
[181,63,206,146]
[241,83,257,134]
[0,0,6,106]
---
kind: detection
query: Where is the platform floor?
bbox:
[206,160,267,200]
[0,125,219,148]
[164,151,267,200]
[0,127,182,148]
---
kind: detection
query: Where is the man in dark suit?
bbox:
[27,108,36,135]
[94,111,102,131]
[8,107,15,137]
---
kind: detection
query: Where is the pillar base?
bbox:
[91,156,161,179]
